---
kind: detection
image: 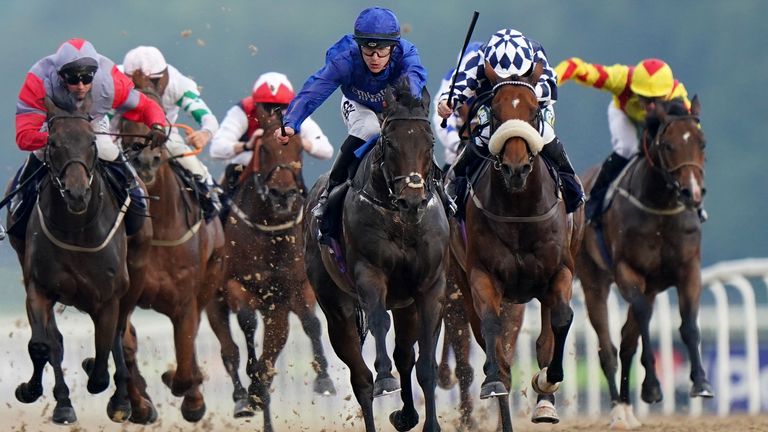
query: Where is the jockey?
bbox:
[12,38,167,237]
[437,28,585,215]
[274,6,428,243]
[210,72,333,223]
[121,45,222,220]
[555,57,706,224]
[432,41,485,168]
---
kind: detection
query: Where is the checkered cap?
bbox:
[483,29,534,78]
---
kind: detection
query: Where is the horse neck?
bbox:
[627,155,680,208]
[485,156,557,215]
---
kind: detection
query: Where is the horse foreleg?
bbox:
[46,308,77,425]
[356,269,398,397]
[415,284,445,432]
[87,298,120,395]
[205,297,251,417]
[470,269,507,399]
[293,279,335,395]
[254,307,290,432]
[122,320,157,424]
[389,304,420,432]
[167,304,207,422]
[677,266,713,398]
[107,326,132,423]
[17,285,53,406]
[236,307,260,404]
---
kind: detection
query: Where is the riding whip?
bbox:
[274,106,288,144]
[441,10,480,128]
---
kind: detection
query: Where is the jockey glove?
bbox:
[148,123,168,149]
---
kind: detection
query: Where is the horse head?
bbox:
[119,71,164,185]
[644,96,706,209]
[250,103,304,216]
[484,61,545,191]
[43,96,97,214]
[376,78,434,224]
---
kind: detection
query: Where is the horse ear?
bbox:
[44,96,61,115]
[653,100,667,123]
[484,61,500,84]
[420,86,430,112]
[79,92,93,115]
[690,94,701,116]
[383,86,397,115]
[131,70,151,89]
[528,61,544,86]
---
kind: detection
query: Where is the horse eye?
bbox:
[663,142,674,151]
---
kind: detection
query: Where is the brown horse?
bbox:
[7,97,152,424]
[206,101,335,432]
[304,80,449,432]
[451,62,584,431]
[117,72,226,423]
[575,97,710,429]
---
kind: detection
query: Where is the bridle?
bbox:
[642,114,704,193]
[249,116,305,202]
[44,113,98,196]
[370,113,434,208]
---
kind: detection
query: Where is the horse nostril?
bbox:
[396,198,408,209]
[701,187,707,196]
[522,164,532,175]
[680,188,693,199]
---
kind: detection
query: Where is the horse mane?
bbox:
[384,76,429,117]
[644,98,690,136]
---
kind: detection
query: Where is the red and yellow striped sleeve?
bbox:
[555,58,632,97]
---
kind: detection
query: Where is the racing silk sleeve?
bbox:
[399,41,428,98]
[111,65,166,127]
[210,104,248,160]
[555,57,632,97]
[299,116,333,160]
[15,72,48,151]
[438,48,485,108]
[172,72,219,134]
[530,41,558,106]
[283,57,345,133]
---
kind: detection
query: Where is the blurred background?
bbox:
[0,1,765,273]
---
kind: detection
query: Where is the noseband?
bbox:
[642,114,704,193]
[45,113,98,195]
[489,80,542,169]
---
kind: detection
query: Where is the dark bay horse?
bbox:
[7,97,151,424]
[205,101,335,432]
[304,80,449,432]
[117,72,226,423]
[451,62,584,431]
[575,97,710,429]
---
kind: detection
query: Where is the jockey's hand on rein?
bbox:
[148,124,168,149]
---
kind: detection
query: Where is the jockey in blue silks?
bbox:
[275,7,428,242]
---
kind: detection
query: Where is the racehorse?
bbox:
[117,71,226,423]
[7,97,151,424]
[205,99,335,432]
[304,79,450,432]
[451,61,584,431]
[575,96,710,429]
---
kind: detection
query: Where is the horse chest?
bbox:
[619,218,701,274]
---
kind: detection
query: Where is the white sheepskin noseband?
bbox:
[488,119,545,156]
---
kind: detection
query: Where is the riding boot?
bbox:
[312,135,366,220]
[114,153,148,236]
[7,153,45,239]
[218,163,244,224]
[585,151,629,226]
[541,136,585,213]
[318,182,351,246]
[194,174,222,222]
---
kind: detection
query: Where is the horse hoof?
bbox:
[531,399,559,424]
[531,367,561,395]
[373,376,400,398]
[479,381,507,399]
[609,403,641,430]
[107,398,132,423]
[690,381,714,398]
[52,404,77,425]
[641,381,663,404]
[181,400,206,423]
[81,357,95,374]
[313,376,337,396]
[129,399,158,424]
[87,375,110,395]
[233,398,255,418]
[15,382,43,403]
[390,409,419,431]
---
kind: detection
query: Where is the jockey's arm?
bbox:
[15,72,48,151]
[298,116,333,159]
[173,75,219,149]
[210,104,248,160]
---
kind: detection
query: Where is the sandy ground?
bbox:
[1,310,766,432]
